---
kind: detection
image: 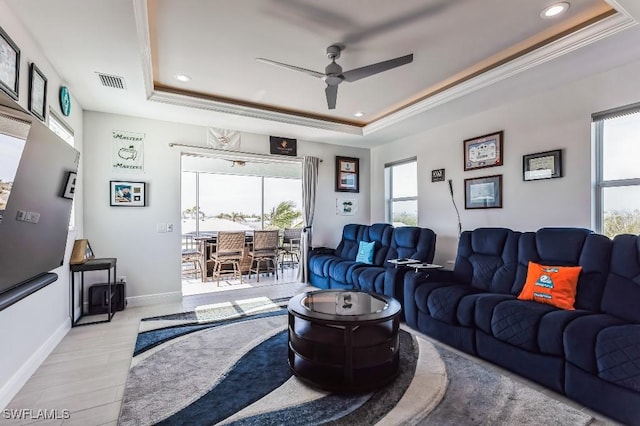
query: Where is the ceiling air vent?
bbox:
[97,73,126,89]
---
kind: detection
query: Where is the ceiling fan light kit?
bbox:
[257,44,413,110]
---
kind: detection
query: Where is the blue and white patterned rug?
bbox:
[118,297,593,425]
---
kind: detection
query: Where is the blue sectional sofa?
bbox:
[309,223,436,305]
[404,227,640,425]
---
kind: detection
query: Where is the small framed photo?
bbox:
[62,171,77,199]
[464,131,504,171]
[0,24,20,100]
[28,63,47,121]
[336,156,359,193]
[523,149,562,181]
[464,174,502,209]
[336,197,358,216]
[110,180,147,207]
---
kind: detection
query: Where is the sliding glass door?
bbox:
[181,155,302,240]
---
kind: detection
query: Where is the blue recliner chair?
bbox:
[309,224,436,306]
[352,226,436,306]
[308,223,393,289]
[564,234,640,425]
[404,227,521,354]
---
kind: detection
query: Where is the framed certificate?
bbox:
[464,131,504,171]
[336,156,359,193]
[523,149,562,181]
[464,174,503,209]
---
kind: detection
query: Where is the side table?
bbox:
[70,258,117,327]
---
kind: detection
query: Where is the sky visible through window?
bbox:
[600,112,640,237]
[602,113,640,211]
[181,171,302,234]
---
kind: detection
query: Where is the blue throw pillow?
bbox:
[356,241,375,264]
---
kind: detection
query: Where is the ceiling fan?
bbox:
[257,45,413,110]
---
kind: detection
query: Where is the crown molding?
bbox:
[148,89,364,135]
[363,11,637,136]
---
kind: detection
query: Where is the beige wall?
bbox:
[371,58,640,267]
[0,3,85,408]
[82,111,370,302]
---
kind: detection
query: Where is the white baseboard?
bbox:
[0,319,70,409]
[126,291,182,307]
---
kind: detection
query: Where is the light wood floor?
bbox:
[5,270,310,426]
[5,268,617,425]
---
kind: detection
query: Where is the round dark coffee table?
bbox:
[287,290,402,392]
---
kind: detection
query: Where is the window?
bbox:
[384,157,418,226]
[49,112,74,146]
[594,103,640,238]
[49,112,76,229]
[181,155,302,238]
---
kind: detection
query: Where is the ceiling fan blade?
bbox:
[256,58,325,79]
[342,54,413,82]
[325,84,338,110]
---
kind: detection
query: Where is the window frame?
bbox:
[384,157,418,225]
[593,102,640,235]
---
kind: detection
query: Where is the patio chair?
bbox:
[249,230,280,282]
[181,248,202,279]
[210,231,246,284]
[279,227,302,272]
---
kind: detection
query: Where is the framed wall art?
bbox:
[523,149,562,181]
[0,24,20,100]
[270,136,297,156]
[463,131,504,171]
[336,156,359,193]
[28,63,47,121]
[336,197,358,216]
[62,171,77,200]
[464,174,503,209]
[110,180,147,207]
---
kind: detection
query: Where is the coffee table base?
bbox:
[287,312,400,392]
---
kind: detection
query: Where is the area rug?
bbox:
[118,297,594,425]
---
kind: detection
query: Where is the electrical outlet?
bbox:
[157,223,167,233]
[117,276,126,283]
[167,223,173,232]
[25,211,40,223]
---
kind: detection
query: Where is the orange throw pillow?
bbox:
[517,261,582,310]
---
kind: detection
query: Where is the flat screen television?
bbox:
[0,92,79,310]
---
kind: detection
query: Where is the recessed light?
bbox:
[540,2,570,18]
[354,111,365,117]
[174,74,192,82]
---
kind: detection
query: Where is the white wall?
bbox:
[83,112,370,302]
[0,4,84,408]
[371,58,640,267]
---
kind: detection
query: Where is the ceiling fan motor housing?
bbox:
[324,61,344,85]
[326,44,342,60]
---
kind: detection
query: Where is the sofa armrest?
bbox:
[422,268,454,282]
[310,246,335,256]
[403,269,456,328]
